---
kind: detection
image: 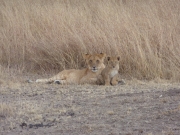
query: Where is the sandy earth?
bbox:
[0,74,180,135]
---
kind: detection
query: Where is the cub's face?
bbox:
[83,53,106,72]
[107,56,120,70]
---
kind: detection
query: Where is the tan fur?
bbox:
[36,53,106,85]
[110,73,123,86]
[97,56,121,86]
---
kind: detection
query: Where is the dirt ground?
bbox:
[0,73,180,135]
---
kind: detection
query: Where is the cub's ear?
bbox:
[117,56,120,61]
[107,56,111,61]
[82,53,90,60]
[99,53,106,59]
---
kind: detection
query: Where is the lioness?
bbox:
[36,53,106,85]
[97,56,122,86]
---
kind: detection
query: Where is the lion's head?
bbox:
[83,53,106,72]
[107,56,120,70]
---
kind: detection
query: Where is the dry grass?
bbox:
[0,81,179,134]
[0,0,180,81]
[0,103,13,117]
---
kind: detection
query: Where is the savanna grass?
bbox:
[0,0,180,81]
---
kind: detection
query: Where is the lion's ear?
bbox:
[99,53,106,59]
[117,56,120,61]
[82,53,90,60]
[107,56,111,61]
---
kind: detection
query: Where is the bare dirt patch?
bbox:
[0,77,180,135]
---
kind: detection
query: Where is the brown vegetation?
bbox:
[0,0,180,81]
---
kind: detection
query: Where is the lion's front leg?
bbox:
[36,78,54,83]
[36,71,67,84]
[111,74,125,86]
[96,75,104,85]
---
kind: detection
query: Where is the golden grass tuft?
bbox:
[0,0,180,81]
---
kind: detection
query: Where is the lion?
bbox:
[97,56,124,86]
[35,53,106,85]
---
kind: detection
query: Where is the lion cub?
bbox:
[97,56,122,86]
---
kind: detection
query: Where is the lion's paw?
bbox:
[118,79,126,85]
[54,80,62,84]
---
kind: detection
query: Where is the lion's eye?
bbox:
[96,60,99,63]
[89,60,92,63]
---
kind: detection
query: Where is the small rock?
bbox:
[66,110,75,116]
[20,122,27,128]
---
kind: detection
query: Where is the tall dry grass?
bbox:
[0,0,180,81]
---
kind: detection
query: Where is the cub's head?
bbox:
[83,53,106,72]
[107,56,120,69]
